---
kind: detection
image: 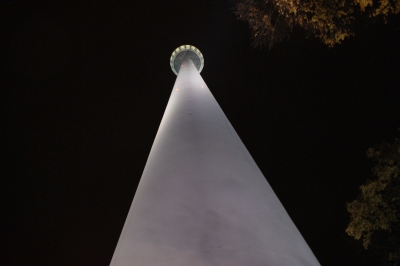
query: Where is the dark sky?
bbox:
[2,1,400,265]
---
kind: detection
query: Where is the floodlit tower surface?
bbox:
[110,45,320,265]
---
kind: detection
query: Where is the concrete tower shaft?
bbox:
[110,47,320,265]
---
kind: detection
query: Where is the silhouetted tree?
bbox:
[346,136,400,265]
[234,0,400,48]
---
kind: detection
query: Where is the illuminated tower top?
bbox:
[170,45,204,75]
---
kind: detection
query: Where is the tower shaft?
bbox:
[110,56,319,265]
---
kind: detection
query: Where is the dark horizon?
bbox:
[2,2,400,265]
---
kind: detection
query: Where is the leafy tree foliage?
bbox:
[234,0,400,48]
[346,137,400,264]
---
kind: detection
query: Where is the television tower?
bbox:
[110,45,320,265]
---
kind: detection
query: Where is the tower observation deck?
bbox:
[170,45,204,75]
[110,45,320,266]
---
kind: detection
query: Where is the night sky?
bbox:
[2,2,400,265]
